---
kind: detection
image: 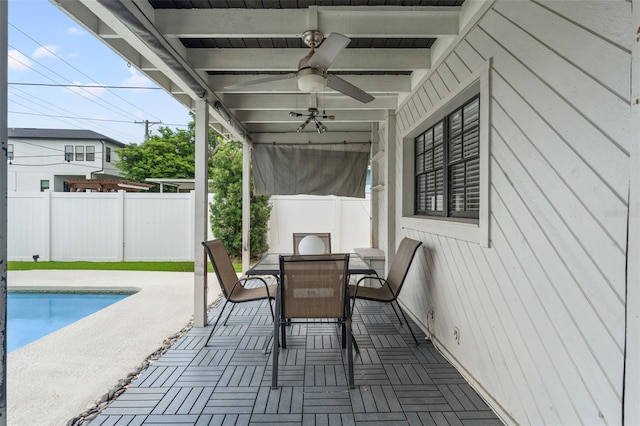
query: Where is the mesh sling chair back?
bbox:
[202,239,276,345]
[350,237,423,345]
[292,232,332,254]
[272,253,356,389]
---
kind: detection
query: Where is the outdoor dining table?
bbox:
[246,252,378,277]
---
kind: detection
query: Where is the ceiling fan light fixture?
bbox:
[297,73,326,93]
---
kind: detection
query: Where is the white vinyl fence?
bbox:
[7,191,371,262]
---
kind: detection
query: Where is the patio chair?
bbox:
[272,253,357,389]
[349,237,423,345]
[293,232,332,254]
[202,239,276,345]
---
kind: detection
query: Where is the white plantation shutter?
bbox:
[415,96,480,218]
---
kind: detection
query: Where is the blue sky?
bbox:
[7,0,193,144]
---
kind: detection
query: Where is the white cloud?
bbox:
[8,50,32,72]
[66,26,84,36]
[123,67,155,90]
[33,45,59,59]
[64,81,107,98]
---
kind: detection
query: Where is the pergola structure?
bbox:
[65,179,153,192]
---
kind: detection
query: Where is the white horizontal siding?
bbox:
[394,1,631,424]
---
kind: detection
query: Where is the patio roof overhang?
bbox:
[50,0,479,326]
[52,0,469,145]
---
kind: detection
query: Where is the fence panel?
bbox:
[123,193,193,261]
[50,192,121,261]
[7,192,47,261]
[8,192,371,261]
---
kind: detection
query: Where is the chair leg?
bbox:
[222,303,237,326]
[388,301,404,325]
[272,301,281,389]
[205,299,230,346]
[395,301,420,346]
[346,319,355,389]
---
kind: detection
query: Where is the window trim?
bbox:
[65,145,73,162]
[106,147,111,163]
[75,145,84,161]
[86,145,95,161]
[401,60,491,247]
[414,96,480,219]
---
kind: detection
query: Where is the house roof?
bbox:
[8,128,126,147]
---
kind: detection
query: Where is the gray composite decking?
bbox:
[89,295,503,425]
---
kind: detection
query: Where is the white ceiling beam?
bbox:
[189,48,429,71]
[247,121,372,132]
[234,109,385,123]
[250,131,372,144]
[155,7,460,38]
[209,74,411,93]
[222,94,397,110]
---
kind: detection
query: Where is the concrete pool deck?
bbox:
[7,269,221,426]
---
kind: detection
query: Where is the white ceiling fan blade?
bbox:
[224,73,297,90]
[308,33,350,70]
[326,74,375,103]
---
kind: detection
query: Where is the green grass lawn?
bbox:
[8,261,243,273]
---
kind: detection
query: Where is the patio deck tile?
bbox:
[89,299,503,425]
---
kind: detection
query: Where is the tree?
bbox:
[209,139,271,258]
[116,121,220,190]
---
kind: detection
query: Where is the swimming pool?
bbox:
[8,292,131,353]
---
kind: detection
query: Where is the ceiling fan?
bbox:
[226,31,375,104]
[290,107,335,133]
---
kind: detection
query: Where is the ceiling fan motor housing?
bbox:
[297,67,327,93]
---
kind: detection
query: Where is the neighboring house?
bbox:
[7,128,125,192]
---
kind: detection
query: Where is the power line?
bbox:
[9,82,163,90]
[7,24,190,140]
[9,23,165,122]
[9,86,136,142]
[9,110,189,129]
[8,44,137,122]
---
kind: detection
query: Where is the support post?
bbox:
[242,142,251,273]
[385,111,397,273]
[193,100,209,327]
[370,122,380,248]
[0,0,8,422]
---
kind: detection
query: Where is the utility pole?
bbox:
[135,119,162,141]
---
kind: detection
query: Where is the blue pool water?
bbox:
[8,292,130,353]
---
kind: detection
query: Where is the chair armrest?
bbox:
[355,275,389,288]
[229,276,272,297]
[349,275,391,315]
